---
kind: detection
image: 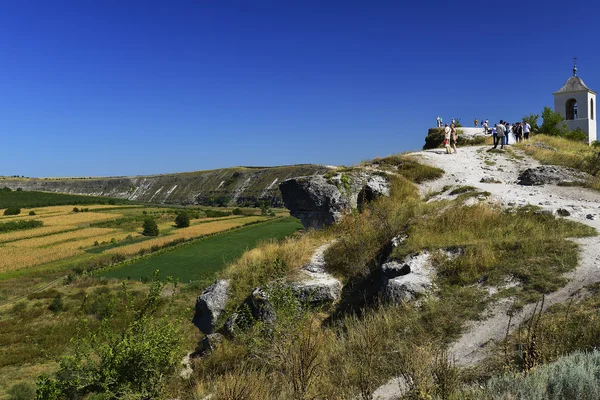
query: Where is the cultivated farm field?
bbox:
[0,190,303,398]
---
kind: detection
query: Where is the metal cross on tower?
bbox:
[573,56,578,76]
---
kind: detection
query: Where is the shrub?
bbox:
[28,210,36,215]
[232,207,243,215]
[564,127,588,142]
[4,207,20,215]
[540,106,568,136]
[174,210,190,228]
[36,276,183,399]
[73,207,79,213]
[48,295,64,313]
[142,218,159,236]
[0,219,43,233]
[464,351,600,400]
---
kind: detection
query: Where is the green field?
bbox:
[100,217,302,282]
[0,189,130,208]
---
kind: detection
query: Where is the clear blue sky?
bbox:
[1,0,599,177]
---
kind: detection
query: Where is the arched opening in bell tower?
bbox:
[566,98,578,120]
[591,98,594,120]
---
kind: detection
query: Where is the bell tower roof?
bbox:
[554,59,596,95]
[554,76,595,94]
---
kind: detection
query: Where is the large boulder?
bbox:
[517,165,591,186]
[290,242,342,305]
[279,173,389,229]
[192,279,230,334]
[381,252,435,303]
[423,127,488,150]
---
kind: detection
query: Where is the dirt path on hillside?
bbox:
[374,145,600,399]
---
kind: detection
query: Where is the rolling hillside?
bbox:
[0,164,330,207]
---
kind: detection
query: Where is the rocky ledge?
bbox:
[517,165,592,186]
[279,172,390,229]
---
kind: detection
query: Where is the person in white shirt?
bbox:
[523,122,531,141]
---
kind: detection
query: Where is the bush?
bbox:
[0,219,43,233]
[73,207,79,213]
[7,382,36,400]
[142,218,159,236]
[232,207,243,215]
[4,207,21,215]
[540,106,568,136]
[28,210,36,216]
[564,127,588,142]
[36,276,183,399]
[48,295,64,313]
[174,210,190,228]
[465,351,600,399]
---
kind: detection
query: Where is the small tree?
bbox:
[540,106,567,136]
[142,218,159,237]
[4,207,20,216]
[174,210,190,228]
[522,113,540,132]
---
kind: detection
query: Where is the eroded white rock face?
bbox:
[290,242,342,305]
[382,252,435,303]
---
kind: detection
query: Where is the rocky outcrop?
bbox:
[423,127,488,150]
[290,242,342,305]
[192,279,230,334]
[279,173,390,229]
[381,252,435,303]
[0,164,329,207]
[517,166,591,186]
[248,287,277,324]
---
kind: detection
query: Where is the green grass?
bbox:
[394,204,596,303]
[100,217,303,282]
[0,219,43,233]
[0,189,129,208]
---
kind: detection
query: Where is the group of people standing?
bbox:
[443,123,458,154]
[491,120,531,149]
[436,116,459,128]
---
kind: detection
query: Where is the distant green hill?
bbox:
[0,188,130,208]
[0,164,330,207]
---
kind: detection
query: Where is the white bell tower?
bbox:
[553,58,597,143]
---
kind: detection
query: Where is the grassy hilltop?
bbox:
[4,136,600,399]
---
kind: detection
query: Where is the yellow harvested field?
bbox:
[50,231,133,253]
[9,228,119,248]
[0,226,75,244]
[39,212,124,226]
[107,216,268,256]
[0,246,80,273]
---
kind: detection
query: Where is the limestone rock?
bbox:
[192,279,230,334]
[381,252,435,303]
[532,142,557,152]
[279,173,389,229]
[198,333,223,355]
[249,287,277,324]
[517,166,591,186]
[290,242,342,305]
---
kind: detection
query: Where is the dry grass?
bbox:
[395,203,596,301]
[39,212,124,226]
[221,231,331,310]
[7,227,118,248]
[0,225,74,244]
